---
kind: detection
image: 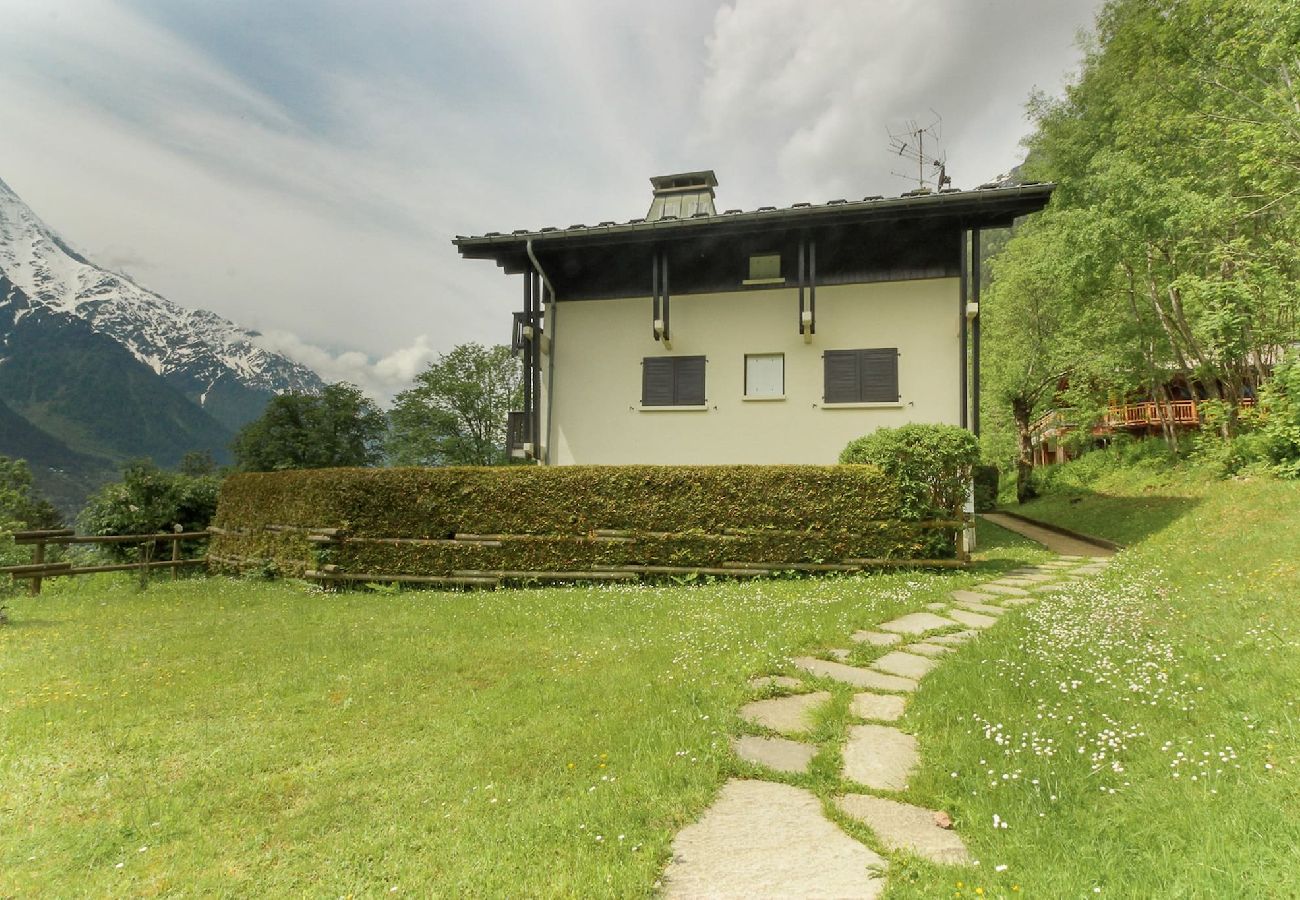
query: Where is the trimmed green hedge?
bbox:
[209,465,961,582]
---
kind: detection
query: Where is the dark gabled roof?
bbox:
[453,182,1054,271]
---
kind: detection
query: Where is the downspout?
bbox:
[526,239,557,464]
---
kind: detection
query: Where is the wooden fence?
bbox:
[2,529,210,595]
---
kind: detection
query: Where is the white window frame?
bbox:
[744,352,785,400]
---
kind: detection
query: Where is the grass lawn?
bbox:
[1,525,1042,897]
[893,472,1300,897]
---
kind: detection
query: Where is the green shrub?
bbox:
[210,465,962,579]
[838,424,980,518]
[973,464,1000,512]
[79,461,220,561]
[1257,353,1300,478]
[1030,435,1177,496]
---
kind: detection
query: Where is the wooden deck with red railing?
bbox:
[1028,397,1257,466]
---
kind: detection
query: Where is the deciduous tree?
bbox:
[387,343,522,466]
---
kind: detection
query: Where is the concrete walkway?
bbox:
[980,512,1116,557]
[659,550,1115,897]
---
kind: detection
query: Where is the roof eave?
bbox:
[452,183,1055,261]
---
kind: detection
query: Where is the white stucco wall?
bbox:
[541,278,962,465]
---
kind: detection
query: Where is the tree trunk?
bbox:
[1012,397,1037,504]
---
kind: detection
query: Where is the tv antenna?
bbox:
[887,113,951,191]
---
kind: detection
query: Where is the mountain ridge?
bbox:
[0,176,326,514]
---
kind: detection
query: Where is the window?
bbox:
[744,353,784,398]
[642,356,706,406]
[823,348,899,404]
[744,254,783,284]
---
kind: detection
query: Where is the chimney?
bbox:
[646,170,718,221]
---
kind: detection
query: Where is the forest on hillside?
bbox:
[981,0,1300,492]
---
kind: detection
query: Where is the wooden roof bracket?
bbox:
[652,247,671,349]
[798,234,816,343]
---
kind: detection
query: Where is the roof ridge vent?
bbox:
[646,170,717,221]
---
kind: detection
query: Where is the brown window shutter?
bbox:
[823,350,860,403]
[642,357,675,406]
[675,356,706,405]
[859,349,899,402]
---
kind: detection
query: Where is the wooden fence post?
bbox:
[171,537,181,580]
[30,540,44,597]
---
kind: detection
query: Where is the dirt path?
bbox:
[979,512,1116,557]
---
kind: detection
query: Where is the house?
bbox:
[454,171,1053,464]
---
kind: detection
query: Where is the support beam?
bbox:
[797,237,806,333]
[959,228,969,430]
[651,249,660,339]
[661,250,670,344]
[522,270,533,455]
[530,272,542,451]
[971,228,982,437]
[808,237,816,336]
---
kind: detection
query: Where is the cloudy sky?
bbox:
[0,0,1099,400]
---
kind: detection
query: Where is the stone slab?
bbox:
[924,602,948,612]
[951,590,998,604]
[851,630,902,647]
[871,651,939,680]
[877,612,960,635]
[749,675,804,690]
[947,608,998,629]
[793,657,918,693]
[928,630,980,646]
[732,735,817,774]
[850,692,907,722]
[954,600,1006,616]
[663,780,887,899]
[903,642,951,658]
[1000,596,1037,607]
[990,577,1037,587]
[1016,573,1056,582]
[977,583,1031,596]
[836,794,970,864]
[739,691,831,734]
[842,724,919,790]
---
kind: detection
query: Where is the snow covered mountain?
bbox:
[0,175,322,429]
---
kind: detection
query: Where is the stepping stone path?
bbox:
[979,583,1031,596]
[837,794,971,864]
[877,611,960,635]
[663,536,1114,896]
[843,724,919,790]
[953,600,1006,616]
[871,651,940,680]
[851,692,907,722]
[661,779,887,899]
[900,641,951,658]
[793,657,918,693]
[851,630,901,646]
[948,608,999,629]
[733,736,818,774]
[950,589,997,603]
[739,692,831,734]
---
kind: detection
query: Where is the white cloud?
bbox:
[0,0,1099,387]
[255,331,438,404]
[693,0,1098,207]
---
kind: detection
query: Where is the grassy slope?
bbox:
[892,472,1300,897]
[0,530,1043,898]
